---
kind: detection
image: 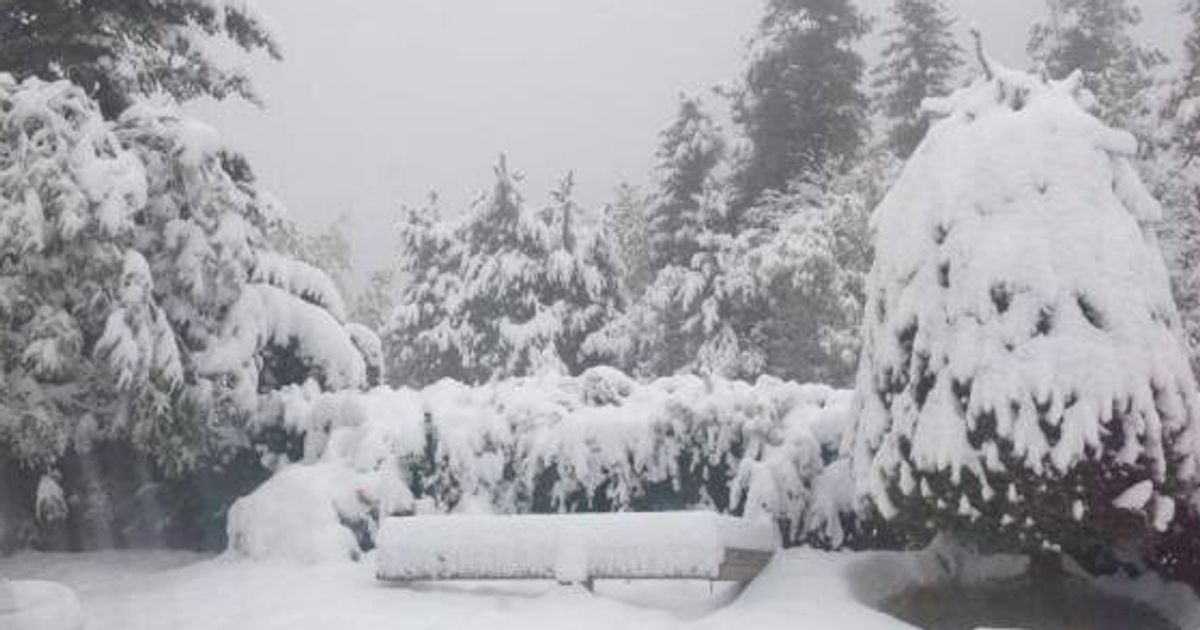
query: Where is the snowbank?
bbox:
[375,512,778,582]
[11,539,1194,630]
[227,369,851,562]
[0,579,82,630]
[225,464,368,564]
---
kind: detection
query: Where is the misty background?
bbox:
[188,0,1185,288]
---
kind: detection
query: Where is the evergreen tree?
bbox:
[846,60,1200,568]
[386,159,624,386]
[1029,0,1165,130]
[0,0,280,118]
[589,100,752,378]
[725,177,873,386]
[383,196,463,387]
[540,174,627,376]
[872,0,964,158]
[0,76,151,475]
[731,0,871,209]
[603,184,653,298]
[647,96,726,268]
[353,268,398,332]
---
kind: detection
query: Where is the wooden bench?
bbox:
[375,512,778,590]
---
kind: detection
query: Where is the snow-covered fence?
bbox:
[375,512,779,585]
[227,368,853,562]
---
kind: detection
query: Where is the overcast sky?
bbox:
[188,0,1186,288]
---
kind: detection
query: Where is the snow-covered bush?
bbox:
[225,369,852,561]
[845,58,1200,564]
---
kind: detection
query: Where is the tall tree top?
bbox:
[872,0,964,158]
[1028,0,1165,126]
[0,0,281,118]
[733,0,871,209]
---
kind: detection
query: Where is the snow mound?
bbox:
[225,463,369,564]
[375,512,778,582]
[0,579,82,630]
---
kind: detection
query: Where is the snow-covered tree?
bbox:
[115,104,369,426]
[386,159,623,386]
[383,196,464,387]
[588,101,751,378]
[0,0,280,118]
[647,96,726,267]
[1156,3,1200,377]
[603,183,653,298]
[731,0,871,209]
[0,75,148,473]
[295,216,355,304]
[353,268,398,331]
[540,173,627,376]
[846,57,1200,565]
[1029,0,1165,131]
[724,180,872,387]
[872,0,963,158]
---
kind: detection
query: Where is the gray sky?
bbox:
[188,0,1186,288]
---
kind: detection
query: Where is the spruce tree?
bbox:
[732,0,871,209]
[1029,0,1165,130]
[846,56,1200,568]
[646,96,726,268]
[384,196,464,387]
[872,0,964,158]
[0,0,280,118]
[603,184,653,298]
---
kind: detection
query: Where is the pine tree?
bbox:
[846,57,1200,567]
[353,268,398,331]
[588,101,751,378]
[0,76,149,474]
[540,174,627,376]
[383,196,464,387]
[386,159,623,386]
[0,0,280,118]
[603,183,653,298]
[1028,0,1165,130]
[731,0,871,209]
[872,0,964,158]
[647,96,726,268]
[725,177,872,386]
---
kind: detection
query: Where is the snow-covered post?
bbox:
[845,54,1200,566]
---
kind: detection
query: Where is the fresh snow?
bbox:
[5,538,1196,630]
[375,512,778,582]
[848,58,1200,528]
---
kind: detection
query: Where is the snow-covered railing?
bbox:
[375,512,779,588]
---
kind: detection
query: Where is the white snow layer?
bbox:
[375,512,778,581]
[0,579,82,630]
[200,283,367,390]
[849,62,1200,521]
[6,537,1198,630]
[226,370,850,563]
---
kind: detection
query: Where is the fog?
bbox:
[188,0,1186,287]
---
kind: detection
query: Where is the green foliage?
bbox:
[0,0,279,119]
[872,0,964,158]
[731,0,871,209]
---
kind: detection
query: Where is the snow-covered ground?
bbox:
[8,543,1196,630]
[1,548,897,630]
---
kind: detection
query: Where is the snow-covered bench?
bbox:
[375,512,778,589]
